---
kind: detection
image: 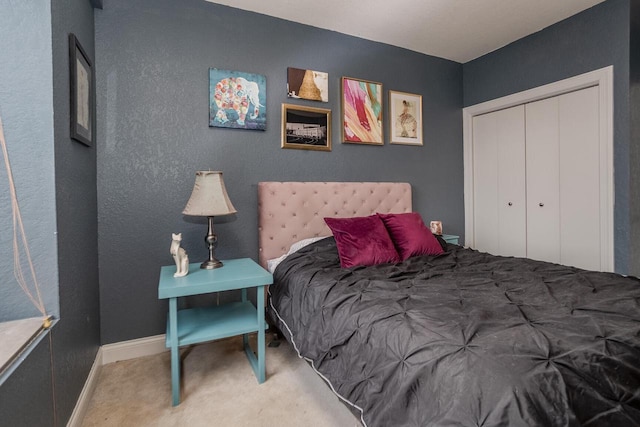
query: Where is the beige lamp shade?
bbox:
[182,171,237,217]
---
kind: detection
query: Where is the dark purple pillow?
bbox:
[324,215,400,268]
[377,212,444,260]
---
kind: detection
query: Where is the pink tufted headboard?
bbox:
[258,182,412,268]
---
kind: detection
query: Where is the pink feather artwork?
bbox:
[342,77,383,144]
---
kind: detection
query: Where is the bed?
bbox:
[258,181,640,427]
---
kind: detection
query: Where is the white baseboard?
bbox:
[66,347,103,427]
[101,334,168,365]
[67,334,168,426]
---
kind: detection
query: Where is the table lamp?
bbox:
[182,171,237,269]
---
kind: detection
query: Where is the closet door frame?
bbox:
[462,66,614,272]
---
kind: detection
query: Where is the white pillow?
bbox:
[267,236,328,273]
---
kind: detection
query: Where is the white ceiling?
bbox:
[205,0,606,63]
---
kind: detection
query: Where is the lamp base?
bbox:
[200,259,223,269]
[200,216,223,269]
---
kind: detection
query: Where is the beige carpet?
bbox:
[82,334,361,427]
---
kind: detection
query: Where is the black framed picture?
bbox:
[69,34,93,146]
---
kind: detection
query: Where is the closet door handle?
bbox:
[539,202,544,207]
[508,202,513,206]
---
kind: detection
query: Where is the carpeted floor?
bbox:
[81,334,361,426]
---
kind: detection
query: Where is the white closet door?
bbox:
[525,97,560,264]
[472,112,500,255]
[558,86,600,270]
[473,105,526,257]
[464,67,613,272]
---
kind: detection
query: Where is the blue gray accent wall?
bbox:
[0,0,100,425]
[463,0,632,274]
[0,0,59,322]
[0,337,54,426]
[95,0,463,344]
[50,0,101,423]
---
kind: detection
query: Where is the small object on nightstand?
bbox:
[170,233,189,277]
[182,171,237,270]
[430,220,443,235]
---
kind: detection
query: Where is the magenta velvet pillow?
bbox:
[324,215,400,268]
[377,212,444,260]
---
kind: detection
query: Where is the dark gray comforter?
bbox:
[268,238,640,427]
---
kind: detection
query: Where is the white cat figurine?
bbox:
[170,233,189,277]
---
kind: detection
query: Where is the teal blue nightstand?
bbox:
[440,234,460,245]
[158,258,273,406]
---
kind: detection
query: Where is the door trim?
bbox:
[463,66,614,271]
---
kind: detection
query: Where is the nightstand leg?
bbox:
[169,297,180,406]
[242,288,249,348]
[257,285,265,383]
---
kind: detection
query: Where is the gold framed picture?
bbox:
[281,103,331,151]
[341,77,383,145]
[389,90,423,146]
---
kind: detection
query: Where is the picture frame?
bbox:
[209,68,267,131]
[287,67,329,102]
[69,34,93,146]
[281,103,331,151]
[389,90,423,146]
[341,77,383,145]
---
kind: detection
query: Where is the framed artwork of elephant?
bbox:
[209,69,267,130]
